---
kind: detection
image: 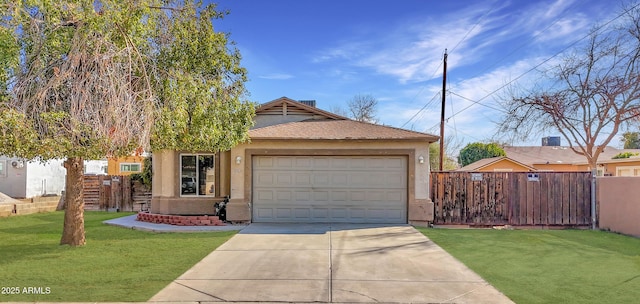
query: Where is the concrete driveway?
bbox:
[150,223,513,303]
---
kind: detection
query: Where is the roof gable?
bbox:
[255,97,346,120]
[457,156,537,171]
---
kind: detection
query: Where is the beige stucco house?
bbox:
[150,97,439,225]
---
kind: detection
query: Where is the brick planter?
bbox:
[136,212,225,226]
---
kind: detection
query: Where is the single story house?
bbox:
[458,143,640,176]
[107,155,146,176]
[457,156,536,172]
[151,97,439,224]
[0,156,65,198]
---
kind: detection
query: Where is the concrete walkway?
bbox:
[103,214,248,232]
[149,223,513,303]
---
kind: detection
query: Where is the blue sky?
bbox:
[210,0,628,150]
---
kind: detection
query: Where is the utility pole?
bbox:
[439,49,447,171]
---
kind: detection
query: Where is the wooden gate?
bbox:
[83,175,150,211]
[430,172,592,226]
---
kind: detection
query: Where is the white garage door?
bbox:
[252,155,407,223]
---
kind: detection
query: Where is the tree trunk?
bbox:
[60,157,86,246]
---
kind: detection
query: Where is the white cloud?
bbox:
[258,73,294,80]
[313,0,596,86]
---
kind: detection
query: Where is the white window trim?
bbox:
[0,160,6,177]
[616,165,640,177]
[120,162,142,173]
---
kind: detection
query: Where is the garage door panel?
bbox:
[253,156,407,223]
[312,208,329,218]
[294,157,313,168]
[331,208,348,219]
[256,208,273,218]
[294,191,311,201]
[332,173,349,185]
[276,157,293,168]
[331,191,348,201]
[276,190,292,201]
[294,173,311,185]
[256,157,274,168]
[276,174,293,185]
[255,190,274,201]
[313,191,330,201]
[275,208,292,219]
[256,173,274,186]
[350,191,366,201]
[313,173,331,185]
[293,208,310,218]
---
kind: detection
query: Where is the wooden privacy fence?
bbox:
[430,171,592,226]
[83,175,151,211]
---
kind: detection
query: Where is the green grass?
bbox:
[418,227,640,304]
[0,211,236,302]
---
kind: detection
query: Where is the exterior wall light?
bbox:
[235,156,242,164]
[418,155,425,164]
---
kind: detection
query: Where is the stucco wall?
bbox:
[151,139,434,223]
[0,157,65,198]
[597,177,640,238]
[107,155,145,175]
[25,159,65,198]
[531,163,584,171]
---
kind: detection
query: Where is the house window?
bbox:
[180,154,215,196]
[616,166,640,176]
[120,163,142,173]
[0,161,5,177]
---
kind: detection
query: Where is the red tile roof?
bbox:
[249,119,439,141]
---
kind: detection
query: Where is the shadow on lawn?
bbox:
[0,243,65,266]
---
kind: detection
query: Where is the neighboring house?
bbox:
[84,159,108,175]
[107,155,146,176]
[591,157,640,176]
[151,97,439,224]
[0,156,65,198]
[457,156,536,172]
[458,137,640,175]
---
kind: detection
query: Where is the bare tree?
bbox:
[329,105,349,117]
[348,94,378,123]
[499,6,640,169]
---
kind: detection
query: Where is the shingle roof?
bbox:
[504,146,640,165]
[249,119,439,141]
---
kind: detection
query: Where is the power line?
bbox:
[448,90,507,113]
[402,3,497,128]
[449,3,497,54]
[400,91,441,128]
[443,1,640,124]
[468,0,584,80]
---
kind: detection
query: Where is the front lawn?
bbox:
[0,211,236,302]
[418,227,640,304]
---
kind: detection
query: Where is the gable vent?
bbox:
[298,100,316,107]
